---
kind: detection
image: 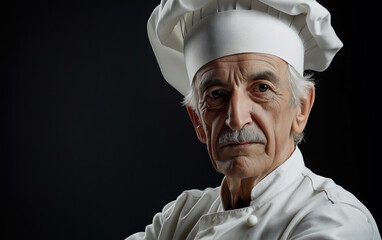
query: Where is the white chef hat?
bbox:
[147,0,343,96]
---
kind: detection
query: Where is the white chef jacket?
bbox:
[127,147,381,239]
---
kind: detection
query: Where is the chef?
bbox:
[127,0,381,239]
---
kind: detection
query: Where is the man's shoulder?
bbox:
[302,168,372,211]
[294,168,381,239]
[290,202,379,239]
[301,167,365,206]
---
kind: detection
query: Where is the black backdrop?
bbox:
[1,1,381,239]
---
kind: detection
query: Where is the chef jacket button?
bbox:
[246,215,258,227]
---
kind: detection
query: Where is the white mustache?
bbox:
[218,125,266,145]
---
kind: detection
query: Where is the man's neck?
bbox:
[225,177,256,209]
[222,145,296,210]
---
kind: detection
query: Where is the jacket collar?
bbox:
[220,147,305,210]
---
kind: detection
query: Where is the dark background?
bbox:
[1,0,380,239]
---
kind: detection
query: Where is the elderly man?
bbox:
[127,0,380,239]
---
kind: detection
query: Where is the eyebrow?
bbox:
[199,78,224,93]
[250,71,280,83]
[198,70,280,93]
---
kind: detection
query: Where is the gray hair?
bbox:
[182,64,315,145]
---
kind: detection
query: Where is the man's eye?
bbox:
[208,89,226,98]
[254,83,270,92]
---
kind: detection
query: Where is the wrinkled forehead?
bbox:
[194,53,288,87]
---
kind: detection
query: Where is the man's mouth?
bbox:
[221,141,258,149]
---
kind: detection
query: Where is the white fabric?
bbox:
[183,10,305,82]
[126,148,380,240]
[147,0,343,96]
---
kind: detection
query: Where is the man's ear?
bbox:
[186,106,207,143]
[292,87,315,135]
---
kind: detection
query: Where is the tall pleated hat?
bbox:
[147,0,343,96]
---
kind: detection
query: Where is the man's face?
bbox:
[188,53,311,181]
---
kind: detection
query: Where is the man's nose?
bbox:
[225,90,253,130]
